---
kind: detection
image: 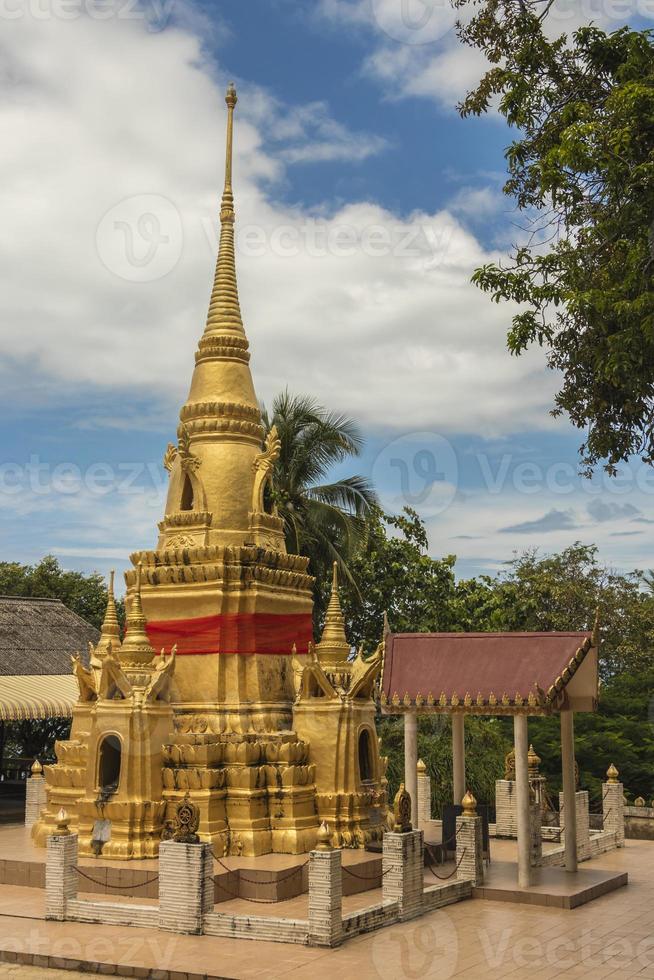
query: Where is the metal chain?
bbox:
[424,847,467,882]
[74,867,159,890]
[342,862,392,881]
[210,850,308,903]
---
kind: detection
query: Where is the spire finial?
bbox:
[315,560,350,668]
[96,569,122,656]
[223,82,237,209]
[203,81,244,336]
[120,563,155,665]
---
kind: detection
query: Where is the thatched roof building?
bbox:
[0,597,98,721]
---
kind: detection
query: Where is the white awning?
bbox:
[0,674,77,721]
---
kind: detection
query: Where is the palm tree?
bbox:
[261,391,377,587]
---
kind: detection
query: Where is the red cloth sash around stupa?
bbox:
[145,612,313,656]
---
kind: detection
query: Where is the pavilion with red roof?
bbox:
[380,624,600,887]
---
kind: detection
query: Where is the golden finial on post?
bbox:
[315,820,333,851]
[461,789,477,817]
[528,744,541,776]
[606,763,619,784]
[635,796,645,808]
[56,807,70,836]
[393,783,412,832]
[31,759,43,777]
[417,758,426,775]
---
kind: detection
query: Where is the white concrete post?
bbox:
[559,790,590,860]
[456,796,483,885]
[404,711,418,827]
[529,800,542,868]
[416,759,431,829]
[158,841,214,934]
[603,766,625,846]
[514,713,533,887]
[560,709,578,873]
[382,829,424,921]
[45,831,78,921]
[308,847,343,947]
[452,713,466,805]
[25,760,47,829]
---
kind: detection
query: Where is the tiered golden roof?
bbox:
[315,563,351,669]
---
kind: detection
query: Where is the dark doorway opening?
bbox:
[98,734,121,799]
[358,728,373,783]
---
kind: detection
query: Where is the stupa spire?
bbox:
[316,562,350,667]
[121,564,155,666]
[96,570,122,656]
[204,82,244,337]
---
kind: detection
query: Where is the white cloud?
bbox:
[0,9,563,456]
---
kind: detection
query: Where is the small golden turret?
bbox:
[120,564,155,666]
[461,789,477,816]
[96,570,122,656]
[528,744,541,776]
[315,563,351,670]
[315,821,333,851]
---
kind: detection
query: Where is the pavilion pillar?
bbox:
[404,711,418,827]
[452,713,466,806]
[560,709,578,873]
[513,713,533,888]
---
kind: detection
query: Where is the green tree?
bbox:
[379,713,511,817]
[0,556,120,766]
[337,507,460,651]
[455,0,654,474]
[262,391,377,597]
[462,543,654,680]
[0,555,116,630]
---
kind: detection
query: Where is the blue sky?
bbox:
[1,0,653,591]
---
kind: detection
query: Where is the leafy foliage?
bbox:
[333,510,654,810]
[0,555,119,765]
[380,713,511,816]
[455,0,654,473]
[262,391,377,617]
[0,555,119,630]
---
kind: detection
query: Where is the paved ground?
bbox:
[0,838,653,978]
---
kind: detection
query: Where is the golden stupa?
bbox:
[32,84,389,858]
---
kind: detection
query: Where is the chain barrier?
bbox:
[424,845,467,882]
[341,861,392,881]
[74,867,159,890]
[210,850,308,904]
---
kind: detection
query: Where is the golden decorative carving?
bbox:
[163,443,177,473]
[393,783,412,832]
[461,789,477,816]
[315,821,333,851]
[172,794,200,843]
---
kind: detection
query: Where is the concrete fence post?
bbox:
[25,760,47,829]
[529,799,543,867]
[382,829,424,921]
[45,824,78,921]
[416,759,431,830]
[559,790,590,857]
[158,840,214,934]
[603,764,625,847]
[455,791,484,886]
[308,833,343,948]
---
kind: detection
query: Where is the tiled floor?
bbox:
[0,838,653,978]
